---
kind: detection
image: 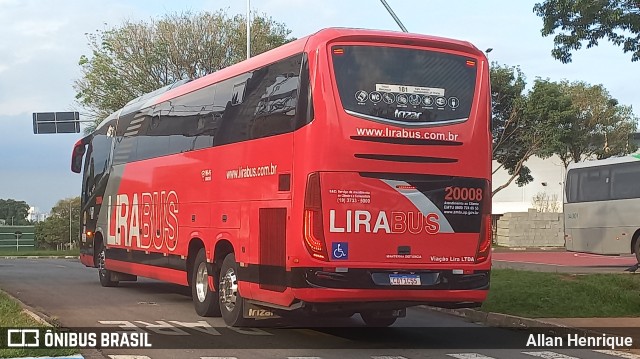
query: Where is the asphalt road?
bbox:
[0,258,636,359]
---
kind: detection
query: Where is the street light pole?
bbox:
[379,0,408,32]
[246,0,251,60]
[69,201,72,249]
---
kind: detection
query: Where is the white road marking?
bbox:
[522,351,581,359]
[594,350,640,358]
[108,355,152,359]
[447,354,497,359]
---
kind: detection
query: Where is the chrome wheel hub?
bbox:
[220,268,238,312]
[195,262,208,303]
[98,249,107,277]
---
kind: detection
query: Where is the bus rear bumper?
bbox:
[289,268,489,307]
[292,288,488,304]
[80,253,94,267]
[290,267,490,291]
[290,289,486,316]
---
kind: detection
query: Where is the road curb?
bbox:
[425,306,565,328]
[0,287,54,327]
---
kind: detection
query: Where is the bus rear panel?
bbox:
[286,32,492,314]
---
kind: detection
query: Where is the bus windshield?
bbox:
[332,45,477,126]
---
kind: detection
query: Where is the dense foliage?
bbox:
[490,64,637,196]
[34,197,80,249]
[534,0,640,62]
[0,199,30,225]
[75,10,294,131]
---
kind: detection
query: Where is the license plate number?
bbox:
[389,274,421,286]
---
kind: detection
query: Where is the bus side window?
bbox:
[136,113,170,161]
[577,167,611,202]
[112,112,139,165]
[214,54,303,146]
[566,170,579,203]
[611,163,640,200]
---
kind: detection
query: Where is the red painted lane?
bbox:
[493,251,637,267]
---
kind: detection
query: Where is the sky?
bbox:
[0,0,638,213]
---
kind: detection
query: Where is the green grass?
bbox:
[483,269,640,318]
[0,291,77,358]
[0,248,79,257]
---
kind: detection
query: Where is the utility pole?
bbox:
[69,201,72,249]
[379,0,408,32]
[247,0,251,59]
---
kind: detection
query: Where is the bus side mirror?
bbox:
[71,142,86,173]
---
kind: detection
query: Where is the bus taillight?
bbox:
[475,214,492,263]
[303,172,329,261]
[475,181,492,263]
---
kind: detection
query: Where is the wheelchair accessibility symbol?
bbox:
[331,242,349,260]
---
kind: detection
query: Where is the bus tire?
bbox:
[219,253,249,327]
[634,238,640,263]
[191,248,222,317]
[97,244,118,287]
[360,311,397,327]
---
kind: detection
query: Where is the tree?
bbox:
[553,81,638,166]
[490,63,529,194]
[490,64,574,196]
[0,199,30,225]
[534,0,640,62]
[34,197,80,250]
[75,10,294,131]
[492,79,575,196]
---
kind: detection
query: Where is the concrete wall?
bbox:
[492,155,566,214]
[495,209,564,248]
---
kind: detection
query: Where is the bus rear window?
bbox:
[332,45,477,126]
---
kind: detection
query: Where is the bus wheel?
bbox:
[360,311,397,327]
[191,248,221,317]
[634,239,640,263]
[97,245,118,287]
[219,253,248,327]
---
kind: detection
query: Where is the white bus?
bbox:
[564,155,640,262]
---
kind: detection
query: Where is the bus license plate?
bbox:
[389,274,421,286]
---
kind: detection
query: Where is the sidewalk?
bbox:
[492,249,638,274]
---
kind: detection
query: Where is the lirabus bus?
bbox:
[71,28,492,327]
[564,155,640,262]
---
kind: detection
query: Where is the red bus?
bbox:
[72,28,492,327]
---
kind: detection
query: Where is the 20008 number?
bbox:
[444,187,483,201]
